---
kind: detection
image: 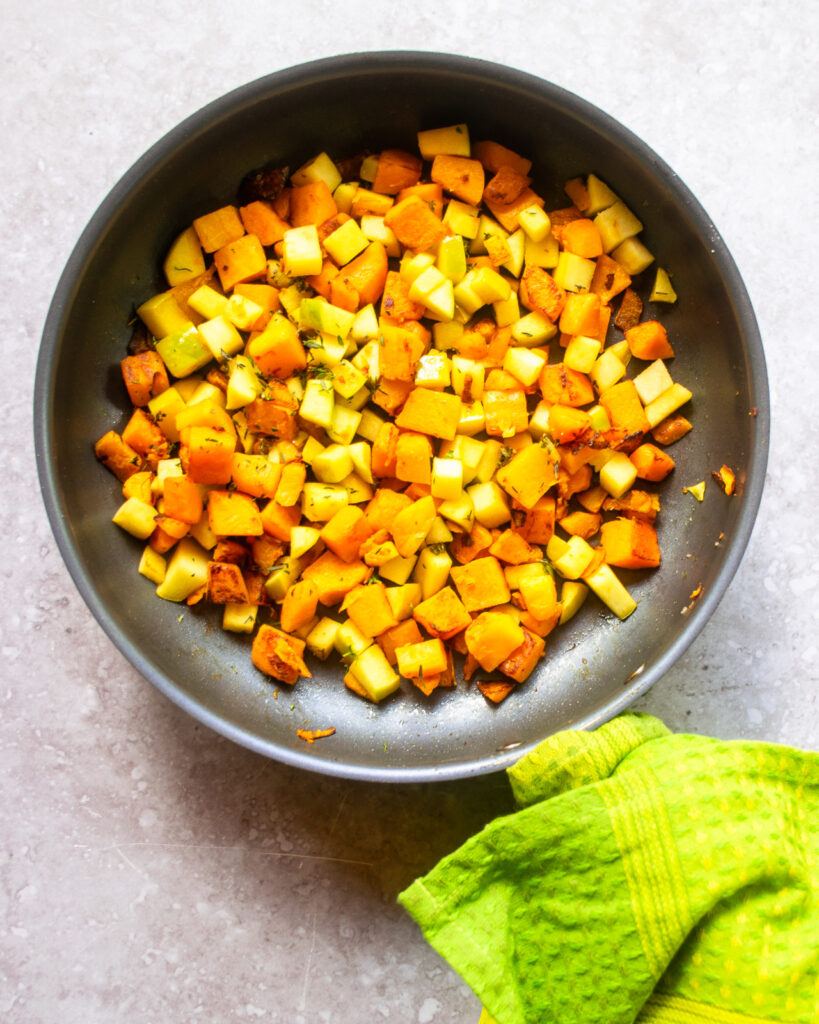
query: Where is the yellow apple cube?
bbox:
[359,215,401,258]
[611,236,654,275]
[299,378,335,429]
[564,335,601,374]
[113,497,158,540]
[553,251,596,293]
[291,151,342,192]
[591,349,627,391]
[645,383,692,428]
[197,315,244,359]
[222,604,258,634]
[443,199,480,238]
[138,545,167,584]
[585,563,637,620]
[503,347,547,387]
[415,351,451,390]
[524,232,560,270]
[559,580,590,624]
[163,226,206,287]
[594,201,644,253]
[188,284,228,320]
[633,359,674,405]
[518,205,552,242]
[431,457,464,500]
[467,480,510,528]
[301,483,348,522]
[323,218,369,266]
[512,310,557,346]
[282,225,323,277]
[650,267,677,303]
[546,534,595,579]
[417,123,470,159]
[137,291,190,339]
[155,538,209,602]
[599,451,639,498]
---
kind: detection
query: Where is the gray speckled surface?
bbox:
[3,3,818,1021]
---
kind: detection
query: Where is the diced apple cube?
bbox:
[137,291,190,339]
[415,351,451,390]
[379,553,418,586]
[645,383,693,428]
[457,400,486,436]
[650,267,677,303]
[222,604,258,634]
[451,355,485,401]
[359,215,401,258]
[599,451,639,498]
[312,443,354,483]
[385,583,423,621]
[423,279,455,321]
[584,175,618,215]
[282,225,323,277]
[412,547,453,600]
[417,124,471,160]
[511,310,557,346]
[433,321,464,351]
[559,580,589,623]
[503,347,547,388]
[299,378,335,429]
[323,218,369,266]
[163,226,206,287]
[301,482,348,522]
[594,201,644,253]
[138,545,167,584]
[591,349,627,391]
[155,537,209,602]
[524,232,560,269]
[290,525,321,559]
[399,251,436,284]
[306,617,342,659]
[633,359,675,405]
[431,457,464,500]
[436,235,468,283]
[188,284,228,320]
[518,204,552,242]
[584,563,636,620]
[223,293,264,331]
[326,404,361,445]
[611,236,654,275]
[553,251,596,293]
[493,290,520,327]
[334,619,372,659]
[290,151,342,192]
[350,645,401,703]
[564,335,601,374]
[471,266,511,304]
[546,534,595,579]
[443,199,480,238]
[350,303,379,342]
[467,480,511,528]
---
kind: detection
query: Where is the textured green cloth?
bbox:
[398,714,819,1024]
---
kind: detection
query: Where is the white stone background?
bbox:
[1,1,817,1021]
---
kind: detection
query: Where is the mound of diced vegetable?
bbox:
[96,122,692,708]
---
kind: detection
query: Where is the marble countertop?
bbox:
[2,3,817,1021]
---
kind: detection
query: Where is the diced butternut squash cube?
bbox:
[450,556,510,612]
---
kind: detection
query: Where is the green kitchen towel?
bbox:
[398,713,819,1024]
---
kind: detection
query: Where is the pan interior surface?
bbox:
[35,53,768,781]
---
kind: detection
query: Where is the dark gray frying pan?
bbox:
[34,52,768,781]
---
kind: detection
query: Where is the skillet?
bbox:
[34,52,769,781]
